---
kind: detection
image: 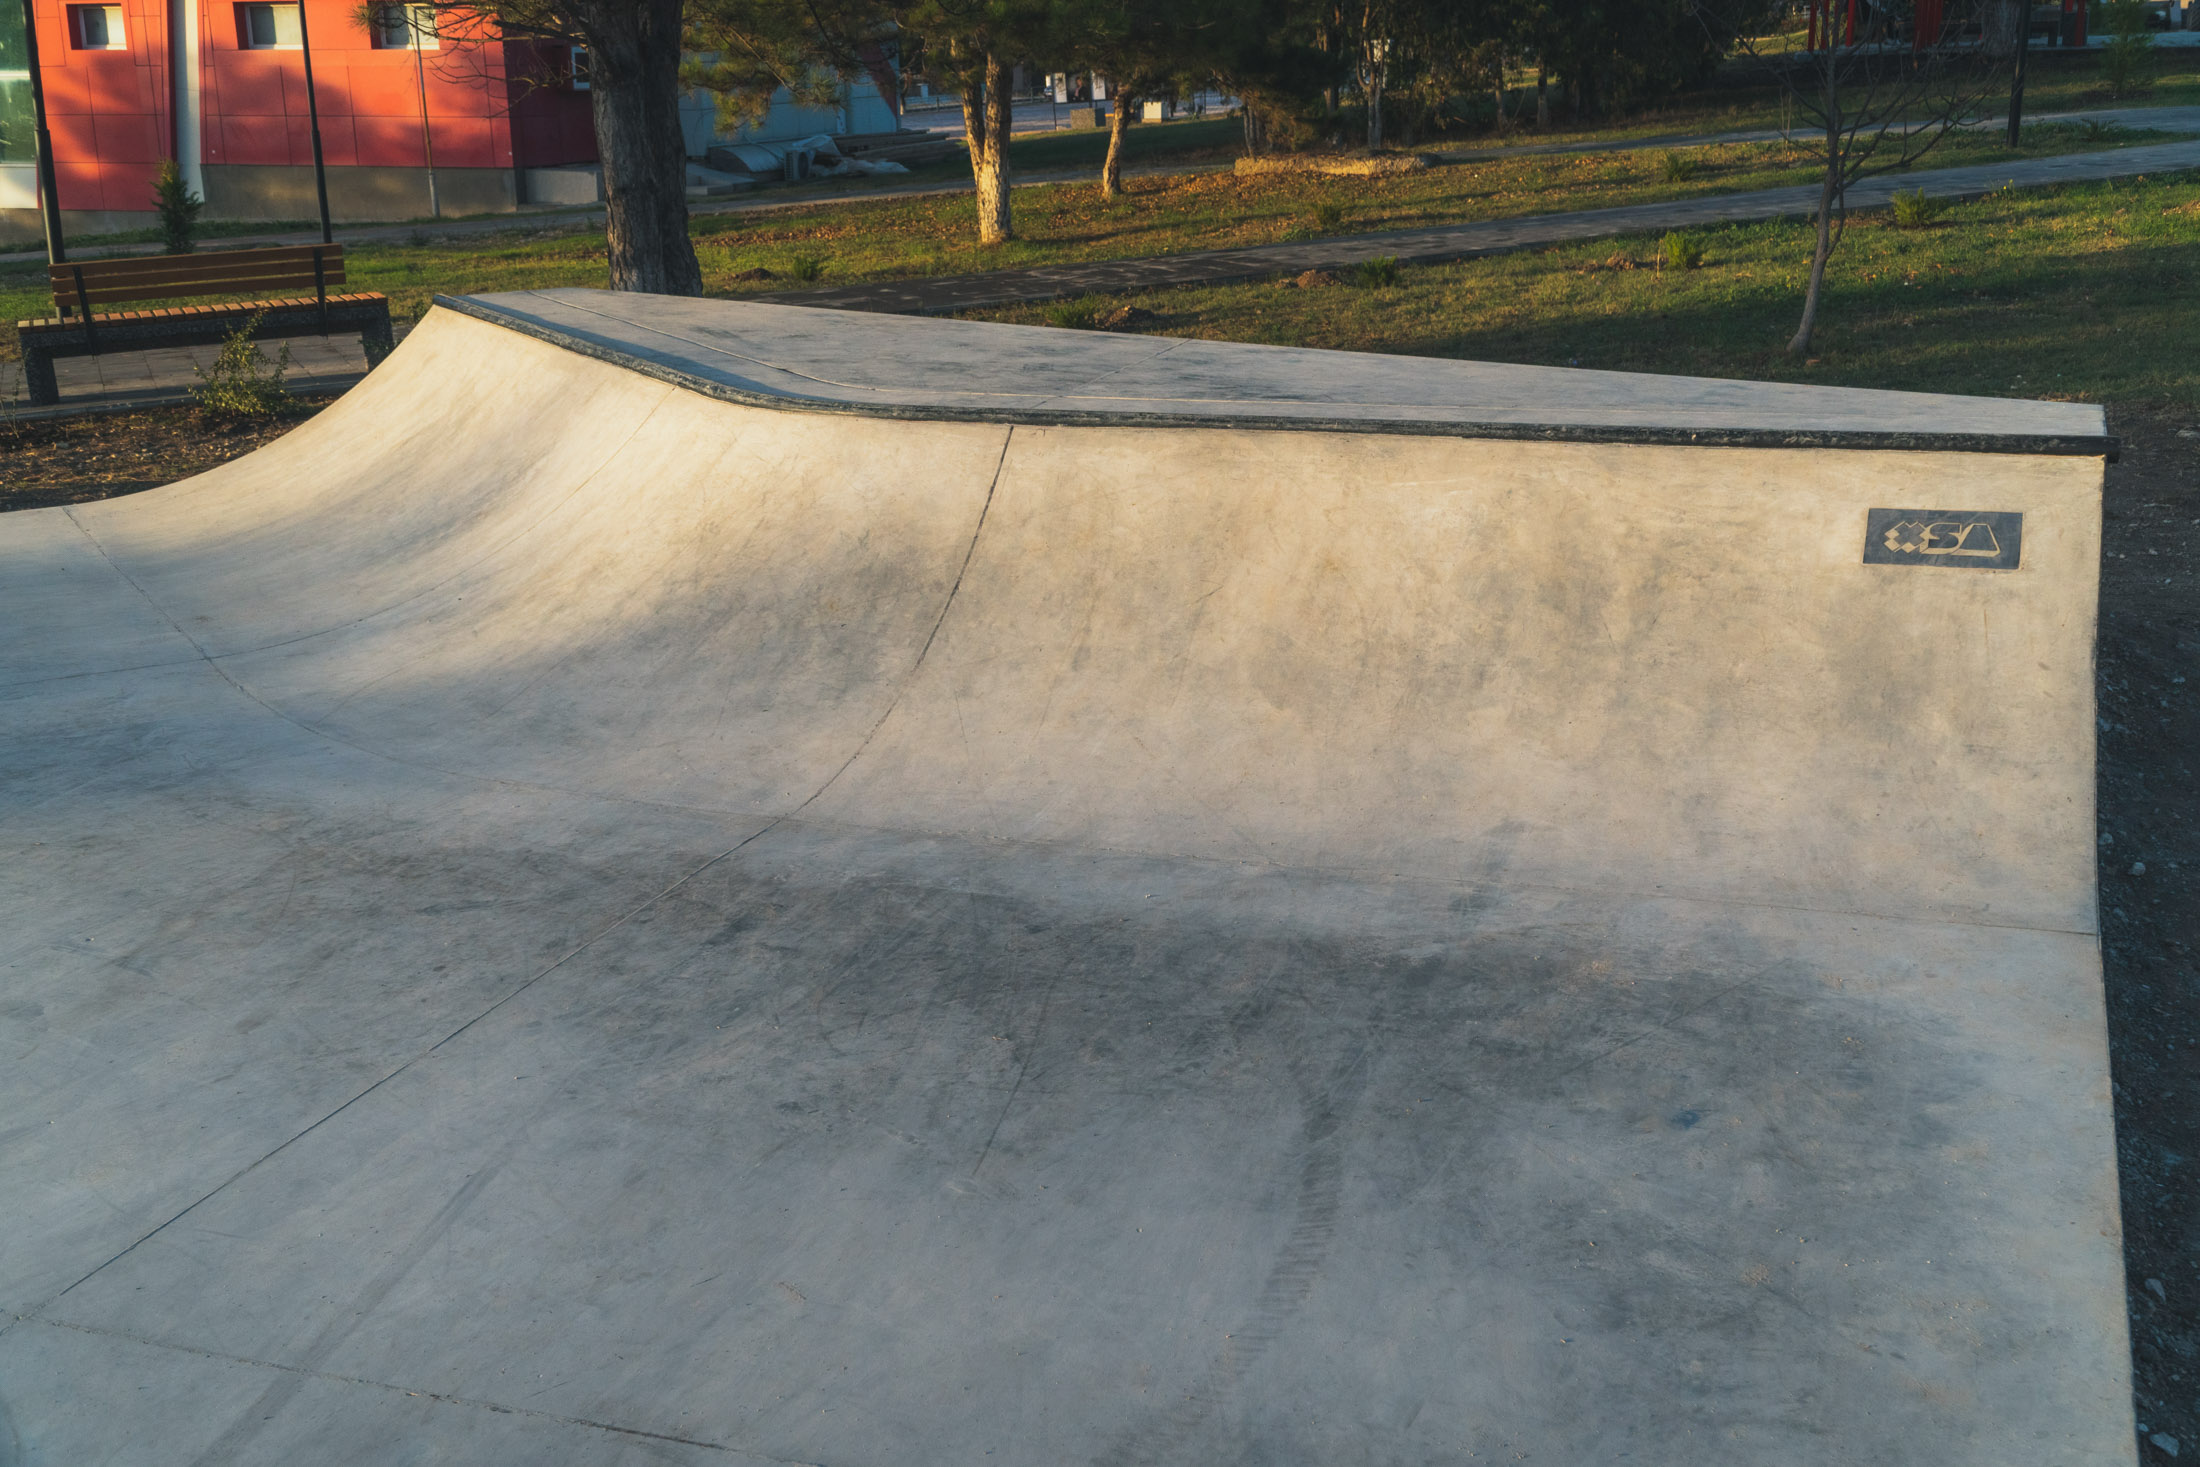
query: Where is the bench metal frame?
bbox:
[14,245,394,407]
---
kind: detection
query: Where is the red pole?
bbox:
[1808,0,1819,50]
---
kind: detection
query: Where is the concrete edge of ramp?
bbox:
[433,289,2120,458]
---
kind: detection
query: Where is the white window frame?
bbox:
[236,3,302,50]
[370,4,440,51]
[569,44,588,90]
[71,4,126,50]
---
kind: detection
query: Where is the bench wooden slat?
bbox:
[52,257,348,289]
[57,270,351,310]
[49,245,349,313]
[16,293,386,333]
[54,261,350,292]
[49,244,343,281]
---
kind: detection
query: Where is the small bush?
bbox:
[191,314,291,426]
[1659,232,1704,270]
[150,159,202,255]
[1351,255,1401,288]
[788,254,827,283]
[1889,188,1949,228]
[2100,0,2156,97]
[1658,151,1701,183]
[1312,200,1347,230]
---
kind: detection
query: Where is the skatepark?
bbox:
[0,291,2136,1462]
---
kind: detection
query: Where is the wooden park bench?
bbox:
[14,244,393,407]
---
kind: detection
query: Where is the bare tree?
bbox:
[1712,0,2019,354]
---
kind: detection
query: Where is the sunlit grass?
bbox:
[969,170,2200,407]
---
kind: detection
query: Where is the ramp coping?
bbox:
[438,288,2115,457]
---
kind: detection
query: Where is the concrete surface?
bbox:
[0,294,2132,1465]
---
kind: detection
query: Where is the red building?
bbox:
[1,0,595,238]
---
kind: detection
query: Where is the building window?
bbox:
[1,0,31,165]
[71,4,126,49]
[569,45,588,90]
[370,4,438,49]
[235,3,301,49]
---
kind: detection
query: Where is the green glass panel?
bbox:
[1,0,31,165]
[0,79,32,165]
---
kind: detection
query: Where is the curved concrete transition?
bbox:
[0,290,2132,1465]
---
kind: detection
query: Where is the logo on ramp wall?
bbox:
[1862,508,2023,570]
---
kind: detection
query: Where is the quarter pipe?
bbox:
[0,290,2133,1464]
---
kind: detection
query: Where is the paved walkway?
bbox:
[770,129,2200,315]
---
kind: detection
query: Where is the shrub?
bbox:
[1351,255,1401,288]
[1889,188,1949,228]
[788,253,827,283]
[2099,0,2155,97]
[1658,151,1701,183]
[1659,232,1704,270]
[150,159,203,255]
[190,314,291,425]
[1312,200,1346,230]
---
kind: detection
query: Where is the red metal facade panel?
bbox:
[29,0,595,210]
[507,39,594,168]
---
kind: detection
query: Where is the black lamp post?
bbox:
[295,0,333,242]
[15,0,65,263]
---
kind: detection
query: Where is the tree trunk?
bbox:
[963,52,1013,244]
[1536,67,1549,129]
[584,0,701,295]
[1366,55,1383,149]
[1789,149,1842,354]
[1102,93,1134,198]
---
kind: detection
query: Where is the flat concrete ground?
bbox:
[0,297,2135,1465]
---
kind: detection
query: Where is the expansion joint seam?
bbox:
[787,423,1012,819]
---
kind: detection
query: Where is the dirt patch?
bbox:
[2098,403,2200,1465]
[0,398,333,514]
[1286,269,1342,288]
[1093,304,1159,331]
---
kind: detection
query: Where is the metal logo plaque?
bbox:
[1862,508,2023,570]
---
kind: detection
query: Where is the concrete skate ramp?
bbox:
[0,290,2131,1465]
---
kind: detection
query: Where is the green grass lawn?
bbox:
[969,170,2200,407]
[9,113,2157,359]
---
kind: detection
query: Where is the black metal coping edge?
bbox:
[436,294,2122,460]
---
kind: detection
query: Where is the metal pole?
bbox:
[295,0,332,241]
[16,0,65,263]
[410,6,437,218]
[2008,0,2032,146]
